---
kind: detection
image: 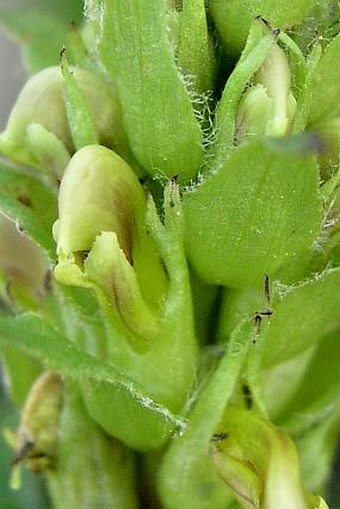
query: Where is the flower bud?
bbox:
[0,67,69,169]
[0,66,128,173]
[236,44,297,142]
[6,371,63,488]
[55,172,197,449]
[236,84,272,142]
[210,408,327,509]
[54,145,166,340]
[55,145,135,259]
[256,44,296,136]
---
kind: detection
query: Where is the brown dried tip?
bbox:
[59,46,66,61]
[255,16,280,36]
[11,440,34,467]
[211,432,229,443]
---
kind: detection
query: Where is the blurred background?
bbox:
[0,0,25,130]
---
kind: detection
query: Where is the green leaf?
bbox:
[99,0,203,182]
[308,33,340,125]
[0,164,57,257]
[184,137,322,288]
[0,314,186,451]
[259,268,340,367]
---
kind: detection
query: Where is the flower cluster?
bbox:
[0,1,339,508]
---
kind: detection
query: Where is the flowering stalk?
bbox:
[0,0,339,508]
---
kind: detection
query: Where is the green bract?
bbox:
[159,320,252,509]
[209,0,319,55]
[99,0,205,182]
[308,33,340,125]
[184,137,322,287]
[0,313,187,450]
